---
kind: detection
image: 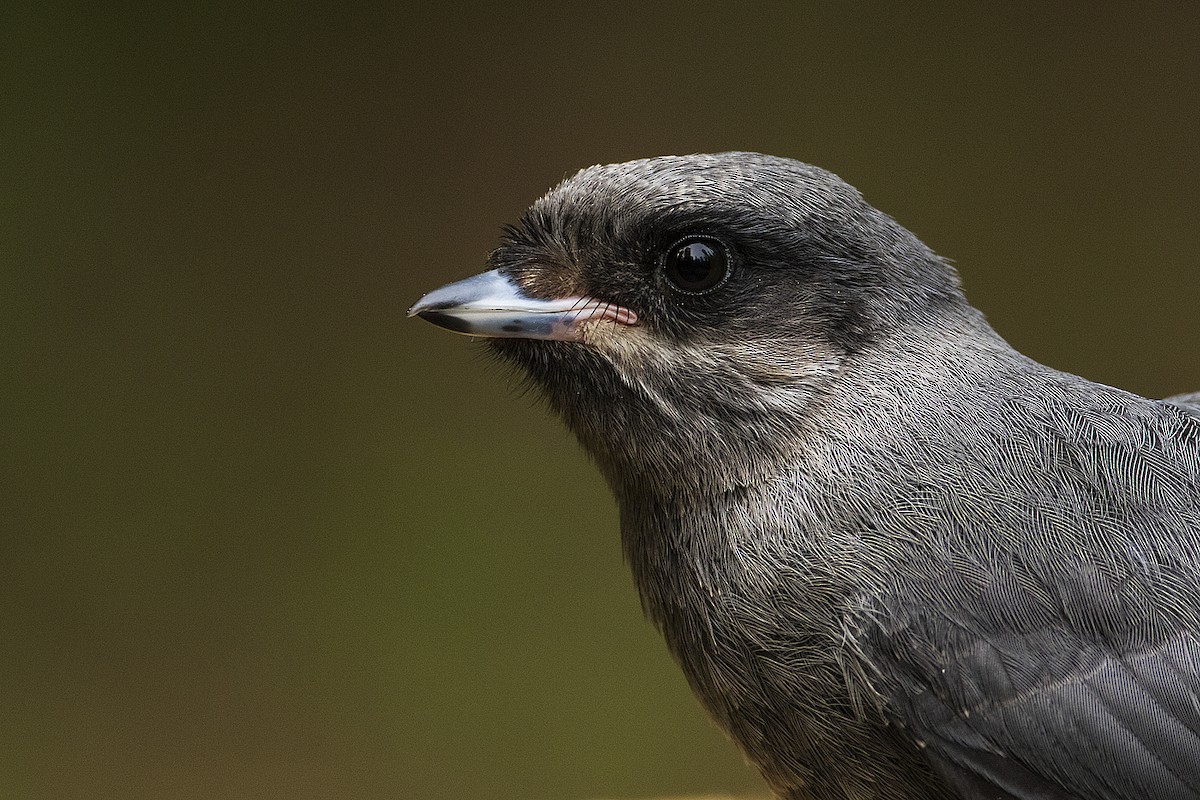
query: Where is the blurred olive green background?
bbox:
[5,4,1199,799]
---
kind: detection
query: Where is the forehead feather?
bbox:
[532,152,865,232]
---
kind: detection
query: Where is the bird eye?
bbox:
[662,236,730,295]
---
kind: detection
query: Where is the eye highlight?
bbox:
[661,236,731,295]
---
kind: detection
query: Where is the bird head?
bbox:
[411,153,968,500]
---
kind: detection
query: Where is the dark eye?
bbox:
[662,236,730,295]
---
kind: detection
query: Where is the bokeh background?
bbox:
[6,5,1200,799]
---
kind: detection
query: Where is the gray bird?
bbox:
[409,153,1200,800]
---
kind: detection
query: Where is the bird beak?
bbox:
[408,269,637,342]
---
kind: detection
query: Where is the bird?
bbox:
[409,152,1200,800]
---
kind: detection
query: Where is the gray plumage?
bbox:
[1168,391,1200,418]
[411,153,1200,800]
